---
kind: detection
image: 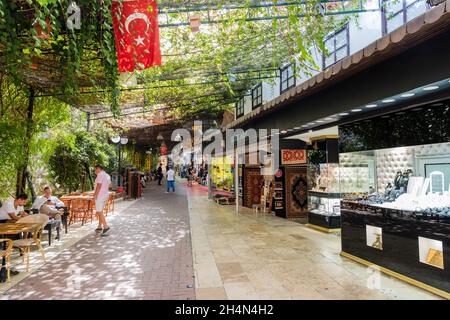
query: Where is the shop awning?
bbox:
[226,1,450,130]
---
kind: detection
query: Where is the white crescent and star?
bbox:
[124,12,151,46]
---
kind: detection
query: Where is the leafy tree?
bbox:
[48,129,117,193]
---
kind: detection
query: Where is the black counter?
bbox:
[308,212,341,229]
[341,203,450,293]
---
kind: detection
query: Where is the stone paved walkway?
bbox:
[1,181,441,300]
[188,184,441,300]
[2,182,195,300]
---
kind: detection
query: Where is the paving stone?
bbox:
[2,182,195,300]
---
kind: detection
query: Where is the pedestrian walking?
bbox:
[93,164,111,236]
[166,167,175,193]
[157,164,163,186]
[187,167,193,187]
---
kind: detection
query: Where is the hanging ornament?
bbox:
[160,142,168,155]
[189,14,201,33]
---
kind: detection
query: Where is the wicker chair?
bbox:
[0,239,14,282]
[103,193,115,217]
[69,198,93,226]
[14,214,49,272]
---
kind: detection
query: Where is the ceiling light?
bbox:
[324,117,335,121]
[365,104,378,108]
[400,93,415,98]
[339,112,349,116]
[281,130,287,134]
[351,109,362,112]
[301,124,308,127]
[294,127,301,130]
[382,99,395,103]
[316,120,324,123]
[422,86,439,91]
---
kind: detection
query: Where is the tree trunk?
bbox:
[84,162,94,191]
[16,87,34,197]
[26,170,36,202]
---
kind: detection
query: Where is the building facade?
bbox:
[235,0,431,120]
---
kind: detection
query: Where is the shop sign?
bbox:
[281,149,306,165]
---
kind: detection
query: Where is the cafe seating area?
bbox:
[0,192,117,284]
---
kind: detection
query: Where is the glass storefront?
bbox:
[339,100,450,295]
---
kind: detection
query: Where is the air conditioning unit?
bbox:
[427,0,445,6]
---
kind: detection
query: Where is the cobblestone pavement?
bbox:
[2,182,195,300]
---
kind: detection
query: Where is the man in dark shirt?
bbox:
[157,164,163,186]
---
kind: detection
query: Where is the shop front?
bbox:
[273,148,308,220]
[210,155,234,193]
[225,6,450,297]
[339,99,450,298]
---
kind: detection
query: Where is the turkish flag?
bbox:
[112,0,161,72]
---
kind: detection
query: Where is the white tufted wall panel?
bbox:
[339,152,373,193]
[375,147,415,193]
[414,143,450,157]
[339,143,450,194]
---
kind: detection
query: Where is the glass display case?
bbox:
[337,95,450,298]
[306,138,341,231]
[340,142,450,296]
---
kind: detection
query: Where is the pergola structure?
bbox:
[0,0,377,146]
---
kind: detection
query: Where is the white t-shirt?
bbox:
[0,198,24,220]
[95,170,111,199]
[167,169,175,181]
[32,195,64,210]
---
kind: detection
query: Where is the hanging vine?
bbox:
[0,0,122,114]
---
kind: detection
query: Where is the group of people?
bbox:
[0,164,112,236]
[184,165,207,187]
[0,187,63,224]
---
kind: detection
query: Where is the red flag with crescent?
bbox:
[112,0,161,72]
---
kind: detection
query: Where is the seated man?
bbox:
[32,186,63,220]
[0,193,29,222]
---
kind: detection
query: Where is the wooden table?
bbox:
[0,223,41,235]
[0,223,41,283]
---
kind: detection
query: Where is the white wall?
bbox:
[349,11,383,55]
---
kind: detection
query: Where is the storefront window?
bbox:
[341,142,450,213]
[211,156,234,192]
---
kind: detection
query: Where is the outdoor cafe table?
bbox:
[0,223,42,282]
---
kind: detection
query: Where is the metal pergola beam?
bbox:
[159,9,379,27]
[158,0,378,28]
[35,74,277,99]
[158,0,366,13]
[92,102,232,121]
